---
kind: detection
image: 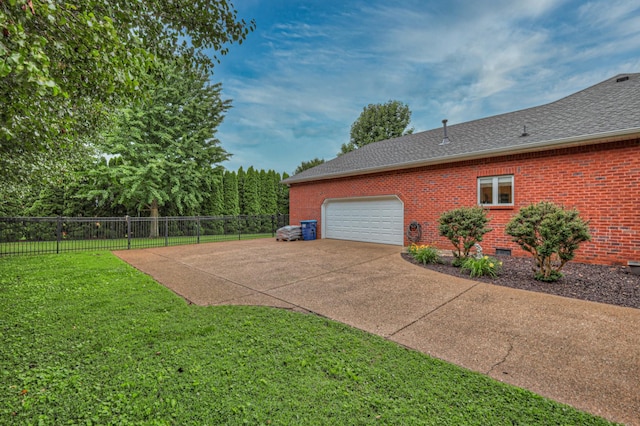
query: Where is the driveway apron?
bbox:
[114,238,640,425]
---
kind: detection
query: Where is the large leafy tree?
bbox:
[294,157,325,175]
[339,100,413,155]
[0,0,254,187]
[85,59,230,236]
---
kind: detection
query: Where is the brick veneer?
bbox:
[289,138,640,265]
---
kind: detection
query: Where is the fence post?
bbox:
[126,216,131,249]
[56,216,62,254]
[238,216,241,240]
[271,215,276,236]
[165,217,169,246]
[197,216,200,244]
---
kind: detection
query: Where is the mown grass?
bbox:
[0,253,615,425]
[0,233,273,256]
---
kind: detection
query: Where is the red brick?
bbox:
[289,139,640,265]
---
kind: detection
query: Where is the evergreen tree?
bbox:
[241,166,260,232]
[25,186,66,217]
[243,167,261,215]
[270,170,282,213]
[260,169,278,215]
[25,159,125,218]
[222,170,239,234]
[278,172,290,215]
[223,170,240,216]
[204,169,225,217]
[200,168,225,234]
[237,166,246,215]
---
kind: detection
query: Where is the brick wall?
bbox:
[289,139,640,265]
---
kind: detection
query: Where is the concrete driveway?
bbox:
[114,238,640,425]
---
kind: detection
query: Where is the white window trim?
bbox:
[478,175,514,206]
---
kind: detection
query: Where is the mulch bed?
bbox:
[401,253,640,310]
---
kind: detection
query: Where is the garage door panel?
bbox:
[323,197,403,245]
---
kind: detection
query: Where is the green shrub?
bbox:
[438,206,491,265]
[461,255,502,278]
[407,243,441,265]
[505,201,590,282]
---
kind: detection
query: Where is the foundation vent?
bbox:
[495,248,512,256]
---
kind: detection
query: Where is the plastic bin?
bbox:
[300,220,317,241]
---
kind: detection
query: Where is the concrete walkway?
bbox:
[113,238,640,425]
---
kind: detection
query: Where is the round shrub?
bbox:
[438,206,491,265]
[505,201,590,282]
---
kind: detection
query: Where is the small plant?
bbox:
[438,206,492,266]
[461,255,502,278]
[534,269,563,282]
[407,243,441,265]
[505,201,591,282]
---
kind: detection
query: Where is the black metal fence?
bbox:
[0,214,290,256]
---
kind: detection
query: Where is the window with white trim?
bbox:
[478,175,513,206]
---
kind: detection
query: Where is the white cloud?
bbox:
[214,0,640,173]
[578,0,640,35]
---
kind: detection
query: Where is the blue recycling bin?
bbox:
[300,220,317,241]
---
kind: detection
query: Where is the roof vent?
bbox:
[440,119,450,145]
[616,76,629,83]
[521,125,529,137]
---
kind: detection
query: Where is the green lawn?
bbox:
[0,253,615,425]
[0,233,273,256]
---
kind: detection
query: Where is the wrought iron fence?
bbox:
[0,214,289,256]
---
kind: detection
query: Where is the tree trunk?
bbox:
[150,199,160,238]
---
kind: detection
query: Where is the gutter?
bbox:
[283,127,640,185]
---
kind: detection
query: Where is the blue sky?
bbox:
[212,0,640,175]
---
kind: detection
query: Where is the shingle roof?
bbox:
[283,73,640,184]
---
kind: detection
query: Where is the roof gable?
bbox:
[283,73,640,184]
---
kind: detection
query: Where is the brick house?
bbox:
[282,74,640,265]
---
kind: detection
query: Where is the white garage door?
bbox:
[322,196,404,245]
